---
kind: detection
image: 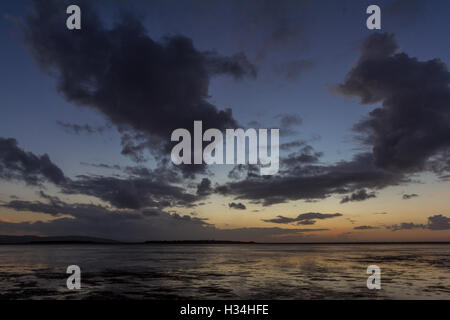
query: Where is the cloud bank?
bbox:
[25,0,256,176]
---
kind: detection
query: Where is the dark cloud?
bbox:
[280,140,307,151]
[2,195,142,220]
[57,121,109,135]
[0,201,206,242]
[141,209,161,217]
[218,153,405,206]
[207,52,257,79]
[24,0,256,176]
[228,202,246,210]
[0,137,66,186]
[263,212,342,226]
[38,190,63,205]
[340,189,376,204]
[386,222,425,232]
[282,144,323,166]
[353,225,379,230]
[61,173,199,210]
[0,197,327,242]
[197,178,213,196]
[385,214,450,232]
[402,193,419,200]
[337,33,450,172]
[428,152,450,176]
[219,33,450,207]
[227,164,260,180]
[118,132,149,163]
[0,134,206,211]
[427,214,450,230]
[83,160,184,185]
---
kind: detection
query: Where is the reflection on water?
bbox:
[0,244,448,299]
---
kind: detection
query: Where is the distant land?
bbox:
[0,235,449,245]
[0,235,118,244]
[0,235,254,245]
[144,240,256,244]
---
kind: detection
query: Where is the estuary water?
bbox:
[0,243,448,300]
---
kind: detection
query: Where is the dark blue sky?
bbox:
[1,0,448,177]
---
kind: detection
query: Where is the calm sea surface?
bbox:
[0,244,448,300]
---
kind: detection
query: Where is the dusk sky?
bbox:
[0,0,449,242]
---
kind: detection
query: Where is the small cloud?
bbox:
[402,193,419,200]
[263,212,342,225]
[341,189,376,204]
[0,137,65,186]
[228,202,246,210]
[354,225,379,230]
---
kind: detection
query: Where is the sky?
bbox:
[0,0,449,242]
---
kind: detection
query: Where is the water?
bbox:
[0,244,448,300]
